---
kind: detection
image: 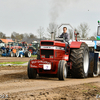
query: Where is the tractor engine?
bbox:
[40,40,66,60]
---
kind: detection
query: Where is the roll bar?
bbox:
[58,23,74,41]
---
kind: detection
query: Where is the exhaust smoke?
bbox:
[50,0,78,22]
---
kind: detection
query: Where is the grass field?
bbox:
[31,55,37,57]
[0,55,37,65]
[0,62,27,65]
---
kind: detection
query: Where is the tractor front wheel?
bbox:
[58,60,67,80]
[27,60,37,79]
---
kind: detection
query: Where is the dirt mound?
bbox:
[6,83,100,100]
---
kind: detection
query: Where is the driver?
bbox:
[59,27,70,53]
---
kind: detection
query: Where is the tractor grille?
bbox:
[41,42,54,45]
[41,49,54,58]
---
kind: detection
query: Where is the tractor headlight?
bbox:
[63,55,69,61]
[50,55,53,58]
[41,55,45,58]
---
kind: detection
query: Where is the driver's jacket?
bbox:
[59,32,70,42]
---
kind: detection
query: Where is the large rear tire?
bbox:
[20,54,23,58]
[0,49,3,55]
[70,43,89,78]
[16,51,19,57]
[93,61,100,77]
[28,47,34,54]
[58,60,67,80]
[25,51,31,57]
[13,53,16,57]
[27,60,37,79]
[10,52,13,57]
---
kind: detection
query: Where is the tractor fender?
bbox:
[70,41,83,48]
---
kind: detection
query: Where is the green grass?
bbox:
[0,61,27,65]
[93,86,96,88]
[31,55,37,58]
[97,92,100,95]
[82,90,88,93]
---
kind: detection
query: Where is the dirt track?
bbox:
[0,66,100,100]
[0,57,34,62]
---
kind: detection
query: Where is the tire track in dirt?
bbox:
[0,69,100,94]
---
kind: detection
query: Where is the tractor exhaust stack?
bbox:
[51,32,54,40]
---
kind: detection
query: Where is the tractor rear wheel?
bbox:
[70,43,89,78]
[16,51,19,57]
[20,54,23,58]
[58,60,67,80]
[25,51,31,57]
[13,53,16,57]
[10,52,13,57]
[93,61,100,77]
[0,49,3,55]
[27,60,37,79]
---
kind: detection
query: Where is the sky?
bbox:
[0,0,100,37]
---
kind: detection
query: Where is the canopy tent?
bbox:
[0,39,14,43]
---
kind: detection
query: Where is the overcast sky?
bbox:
[0,0,100,37]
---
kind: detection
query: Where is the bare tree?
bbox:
[47,23,58,39]
[89,36,96,40]
[37,26,44,40]
[11,32,20,40]
[29,33,37,39]
[20,34,24,40]
[23,33,30,39]
[78,23,90,38]
[68,29,73,39]
[68,28,80,39]
[93,32,97,38]
[89,32,97,40]
[58,28,61,36]
[11,32,24,40]
[0,32,6,39]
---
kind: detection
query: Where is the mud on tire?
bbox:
[70,43,89,78]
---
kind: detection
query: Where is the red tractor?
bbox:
[27,24,100,80]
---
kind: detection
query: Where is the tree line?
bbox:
[0,22,97,40]
[37,22,97,40]
[0,32,37,40]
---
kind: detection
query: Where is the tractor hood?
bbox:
[40,40,65,47]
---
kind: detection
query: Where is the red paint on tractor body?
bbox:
[30,40,83,75]
[30,60,59,74]
[40,40,65,47]
[70,41,83,48]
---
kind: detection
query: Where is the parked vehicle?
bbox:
[16,48,31,58]
[28,41,40,55]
